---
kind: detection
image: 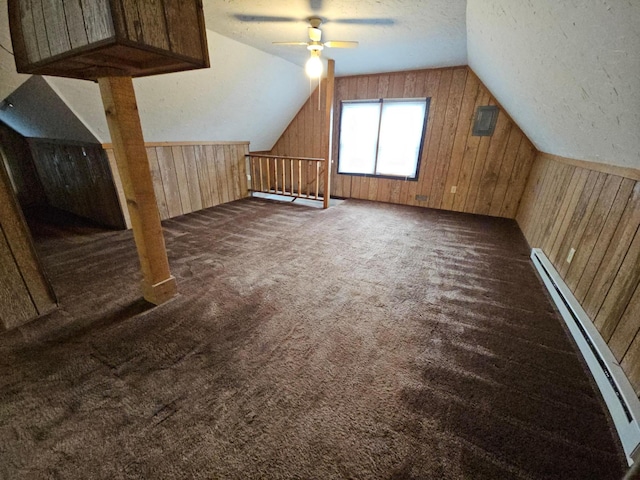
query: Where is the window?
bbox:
[337,98,430,180]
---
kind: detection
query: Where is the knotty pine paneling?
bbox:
[516,152,640,396]
[29,140,125,229]
[104,142,250,227]
[269,66,536,219]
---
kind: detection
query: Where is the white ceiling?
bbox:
[44,30,312,150]
[0,0,467,99]
[202,0,468,75]
[1,0,638,168]
[0,76,97,143]
[467,0,640,169]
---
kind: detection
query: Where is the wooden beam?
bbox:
[98,77,177,305]
[323,59,335,209]
[0,156,56,329]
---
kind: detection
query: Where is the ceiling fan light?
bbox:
[305,53,323,78]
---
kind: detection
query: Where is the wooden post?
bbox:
[0,154,56,329]
[98,77,177,305]
[323,59,335,209]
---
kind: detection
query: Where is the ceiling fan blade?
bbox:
[272,42,310,46]
[308,27,322,42]
[323,41,359,49]
[234,14,298,23]
[333,18,395,26]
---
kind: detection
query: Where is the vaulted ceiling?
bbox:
[0,0,638,167]
[201,0,468,76]
[468,0,640,169]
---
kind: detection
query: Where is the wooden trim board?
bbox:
[102,141,250,149]
[538,152,640,182]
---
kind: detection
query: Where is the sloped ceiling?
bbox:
[0,0,468,152]
[46,30,311,150]
[467,0,640,169]
[0,76,97,143]
[201,0,468,76]
[0,0,311,151]
[1,1,638,168]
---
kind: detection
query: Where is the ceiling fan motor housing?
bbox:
[308,17,323,28]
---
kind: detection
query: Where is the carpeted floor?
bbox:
[0,198,626,479]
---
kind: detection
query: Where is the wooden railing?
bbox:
[247,154,326,201]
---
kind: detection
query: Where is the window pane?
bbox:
[338,102,381,175]
[376,101,426,178]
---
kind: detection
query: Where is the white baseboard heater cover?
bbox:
[531,248,640,465]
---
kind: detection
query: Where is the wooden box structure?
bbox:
[8,0,210,80]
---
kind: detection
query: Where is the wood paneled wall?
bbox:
[0,155,56,330]
[29,139,126,229]
[0,122,47,207]
[104,142,250,228]
[9,0,208,79]
[517,152,640,394]
[269,66,536,219]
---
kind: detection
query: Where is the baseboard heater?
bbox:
[531,248,640,465]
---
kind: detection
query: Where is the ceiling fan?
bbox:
[273,17,359,52]
[273,17,359,77]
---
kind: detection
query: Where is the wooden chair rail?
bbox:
[247,154,325,201]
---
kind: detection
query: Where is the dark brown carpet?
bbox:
[0,198,626,479]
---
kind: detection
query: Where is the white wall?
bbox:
[0,77,97,142]
[47,30,310,151]
[467,0,640,168]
